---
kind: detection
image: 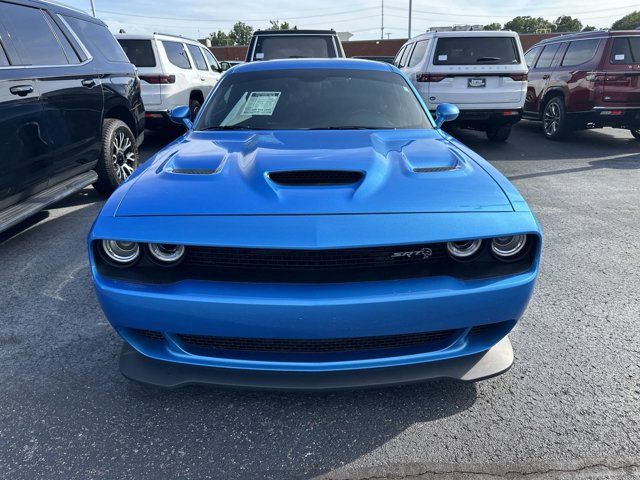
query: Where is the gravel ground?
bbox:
[0,121,639,479]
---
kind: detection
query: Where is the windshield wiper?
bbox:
[307,126,384,130]
[476,56,501,62]
[200,125,270,131]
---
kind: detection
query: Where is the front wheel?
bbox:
[93,119,139,195]
[630,129,640,140]
[189,97,202,122]
[542,97,569,140]
[486,124,512,142]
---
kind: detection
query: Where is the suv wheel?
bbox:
[93,119,139,195]
[542,97,569,140]
[189,97,202,122]
[486,124,511,142]
[630,129,640,140]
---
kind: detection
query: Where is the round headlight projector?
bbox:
[148,243,185,264]
[491,235,527,259]
[447,239,482,259]
[101,240,140,265]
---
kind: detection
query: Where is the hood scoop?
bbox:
[268,170,364,186]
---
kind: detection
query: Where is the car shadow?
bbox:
[508,155,640,181]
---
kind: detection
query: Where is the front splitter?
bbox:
[119,337,513,391]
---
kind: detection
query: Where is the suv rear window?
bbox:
[162,41,191,69]
[0,3,70,66]
[253,35,336,60]
[610,36,640,65]
[433,37,520,65]
[118,39,156,67]
[63,15,128,63]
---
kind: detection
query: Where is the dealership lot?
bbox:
[1,122,639,479]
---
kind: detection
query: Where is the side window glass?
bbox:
[561,39,599,67]
[524,47,541,68]
[63,15,128,62]
[48,15,80,64]
[186,44,207,71]
[0,41,8,66]
[202,48,220,71]
[534,43,560,69]
[394,46,406,67]
[408,40,428,68]
[162,41,191,69]
[399,44,414,68]
[0,2,68,66]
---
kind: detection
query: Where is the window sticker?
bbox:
[241,91,281,116]
[615,54,625,61]
[438,54,448,61]
[255,52,265,59]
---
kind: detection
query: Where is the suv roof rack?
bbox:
[253,29,336,35]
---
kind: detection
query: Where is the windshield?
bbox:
[434,37,520,65]
[196,69,431,131]
[253,36,336,60]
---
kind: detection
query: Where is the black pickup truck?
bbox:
[0,0,144,234]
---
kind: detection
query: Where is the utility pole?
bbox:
[408,0,412,38]
[90,0,96,17]
[381,0,384,40]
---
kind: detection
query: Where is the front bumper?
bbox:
[119,336,514,390]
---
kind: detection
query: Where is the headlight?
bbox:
[447,239,482,259]
[101,240,140,265]
[491,235,527,260]
[148,243,185,264]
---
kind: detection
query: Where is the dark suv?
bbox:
[0,0,144,234]
[524,30,640,140]
[245,30,345,62]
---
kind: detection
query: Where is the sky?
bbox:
[59,0,638,41]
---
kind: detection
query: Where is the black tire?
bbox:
[542,97,569,140]
[630,129,640,140]
[486,124,512,142]
[189,97,202,122]
[93,119,139,196]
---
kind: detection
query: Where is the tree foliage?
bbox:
[483,23,502,31]
[504,16,554,33]
[554,15,582,32]
[229,21,254,45]
[268,20,295,30]
[612,11,640,30]
[581,25,596,32]
[209,30,232,46]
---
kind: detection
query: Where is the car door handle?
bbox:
[542,74,551,80]
[10,85,34,96]
[81,79,96,88]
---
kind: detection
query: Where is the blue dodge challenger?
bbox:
[89,59,541,389]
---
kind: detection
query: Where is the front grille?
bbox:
[136,329,164,341]
[268,170,363,186]
[177,329,457,354]
[185,243,447,271]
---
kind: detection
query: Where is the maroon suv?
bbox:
[523,30,640,140]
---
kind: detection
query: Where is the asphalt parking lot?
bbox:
[1,122,639,479]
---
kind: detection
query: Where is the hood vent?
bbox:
[268,170,364,186]
[413,165,459,173]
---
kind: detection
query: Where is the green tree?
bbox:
[554,15,582,32]
[581,25,597,32]
[504,16,553,33]
[268,20,295,30]
[229,21,254,45]
[612,11,640,30]
[483,23,502,31]
[209,30,232,46]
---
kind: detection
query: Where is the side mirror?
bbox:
[434,103,460,128]
[219,61,230,72]
[169,105,193,130]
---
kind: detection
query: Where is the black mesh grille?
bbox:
[184,243,447,271]
[135,329,164,341]
[268,170,363,186]
[177,329,457,354]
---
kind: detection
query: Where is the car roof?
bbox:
[115,33,204,45]
[409,30,519,42]
[29,0,107,25]
[253,29,336,36]
[229,58,395,74]
[534,29,640,46]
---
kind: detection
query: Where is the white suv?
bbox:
[396,30,528,141]
[116,33,222,128]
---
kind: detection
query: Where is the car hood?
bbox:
[116,130,512,216]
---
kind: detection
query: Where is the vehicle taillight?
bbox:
[509,73,528,81]
[417,73,447,82]
[585,71,606,84]
[139,75,176,84]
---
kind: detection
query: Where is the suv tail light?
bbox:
[585,71,606,85]
[139,75,176,84]
[417,74,447,82]
[509,73,528,81]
